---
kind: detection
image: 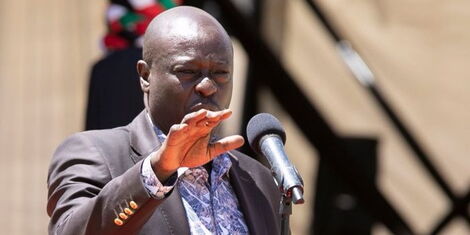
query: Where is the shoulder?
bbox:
[228,150,275,187]
[80,127,130,147]
[57,127,130,153]
[49,127,133,177]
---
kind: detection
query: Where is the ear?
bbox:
[137,60,150,93]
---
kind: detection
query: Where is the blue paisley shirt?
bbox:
[140,121,249,234]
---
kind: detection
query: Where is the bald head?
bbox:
[137,6,234,134]
[142,6,232,67]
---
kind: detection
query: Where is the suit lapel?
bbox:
[128,111,161,163]
[228,152,275,235]
[127,111,190,234]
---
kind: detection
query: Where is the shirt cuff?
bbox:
[140,155,176,199]
[141,155,178,199]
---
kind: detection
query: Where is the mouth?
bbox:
[189,102,220,113]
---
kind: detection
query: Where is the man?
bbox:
[47,6,280,235]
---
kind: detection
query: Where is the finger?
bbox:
[196,120,210,128]
[195,109,232,127]
[196,120,219,128]
[166,123,189,146]
[205,109,232,120]
[195,116,227,128]
[208,135,245,158]
[168,123,189,134]
[181,109,207,125]
[219,109,232,119]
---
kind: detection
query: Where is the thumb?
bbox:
[209,135,245,158]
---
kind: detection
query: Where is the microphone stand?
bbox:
[280,187,304,235]
[257,135,304,235]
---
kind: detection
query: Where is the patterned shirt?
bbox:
[140,123,249,234]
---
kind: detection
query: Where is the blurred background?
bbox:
[1,0,469,234]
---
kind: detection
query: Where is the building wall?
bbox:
[275,1,470,234]
[0,0,106,233]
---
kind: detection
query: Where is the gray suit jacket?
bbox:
[47,111,281,235]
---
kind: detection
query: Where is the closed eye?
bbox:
[212,70,229,75]
[212,70,230,83]
[174,68,201,81]
[178,69,197,74]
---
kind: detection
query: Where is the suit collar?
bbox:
[228,151,275,235]
[128,110,161,161]
[128,111,190,233]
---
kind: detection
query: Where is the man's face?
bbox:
[145,24,233,134]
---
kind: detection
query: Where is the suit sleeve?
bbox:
[47,133,165,235]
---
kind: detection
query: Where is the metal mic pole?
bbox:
[279,187,304,235]
[260,135,304,235]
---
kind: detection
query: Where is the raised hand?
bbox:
[150,109,244,181]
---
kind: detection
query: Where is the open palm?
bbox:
[150,109,244,181]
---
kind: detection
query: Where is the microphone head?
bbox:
[246,113,286,154]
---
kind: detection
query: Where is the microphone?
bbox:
[247,113,304,204]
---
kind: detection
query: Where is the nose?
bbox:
[195,77,217,97]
